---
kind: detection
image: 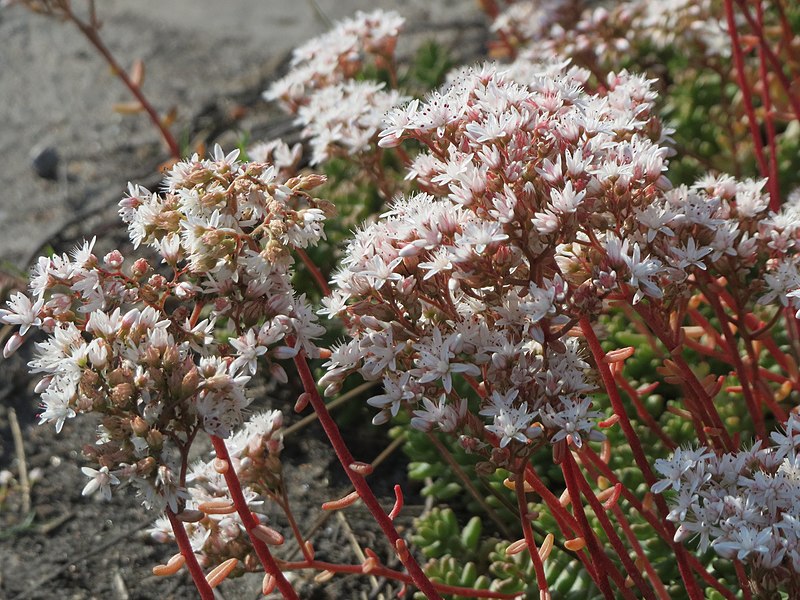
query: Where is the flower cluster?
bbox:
[320,61,668,458]
[264,9,407,165]
[653,414,800,591]
[490,0,729,67]
[0,146,328,510]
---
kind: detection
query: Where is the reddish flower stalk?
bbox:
[702,289,767,439]
[559,451,628,599]
[581,317,677,491]
[733,0,800,122]
[755,0,781,211]
[568,450,655,600]
[275,558,520,598]
[523,465,581,534]
[579,447,737,600]
[631,306,734,451]
[612,368,676,450]
[773,0,800,67]
[513,470,550,600]
[610,504,671,600]
[210,435,299,600]
[296,248,331,297]
[289,342,443,600]
[734,560,754,600]
[165,508,215,600]
[579,317,706,600]
[60,3,181,160]
[724,0,770,181]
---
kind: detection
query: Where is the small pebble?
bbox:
[31,146,59,180]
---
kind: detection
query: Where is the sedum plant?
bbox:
[4,4,800,600]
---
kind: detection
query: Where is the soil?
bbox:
[0,3,488,599]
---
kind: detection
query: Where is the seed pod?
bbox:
[175,509,204,523]
[348,461,373,476]
[304,540,316,560]
[262,574,276,595]
[502,477,534,493]
[603,346,635,363]
[362,556,378,574]
[294,392,311,413]
[388,485,403,521]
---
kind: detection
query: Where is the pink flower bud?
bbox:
[131,258,151,278]
[3,332,24,358]
[103,250,124,269]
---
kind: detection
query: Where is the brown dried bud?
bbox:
[111,383,135,407]
[146,429,164,451]
[137,457,157,476]
[107,367,132,387]
[162,345,179,370]
[79,369,101,394]
[131,416,149,437]
[181,368,200,397]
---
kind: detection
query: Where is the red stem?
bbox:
[569,451,655,600]
[613,369,676,450]
[611,504,671,600]
[277,559,519,598]
[560,451,626,599]
[513,470,549,598]
[724,0,771,180]
[755,0,781,210]
[210,435,299,600]
[522,463,611,589]
[702,288,767,439]
[633,305,734,451]
[296,248,331,296]
[733,0,800,122]
[734,560,754,600]
[166,508,215,600]
[579,447,737,600]
[289,342,443,600]
[579,317,706,599]
[66,12,181,160]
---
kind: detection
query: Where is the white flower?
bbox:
[81,466,120,501]
[0,292,43,336]
[712,525,773,561]
[38,387,76,434]
[229,329,267,375]
[652,447,713,494]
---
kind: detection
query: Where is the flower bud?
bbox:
[103,250,124,269]
[146,429,164,451]
[131,416,149,436]
[137,456,157,475]
[3,333,24,358]
[162,345,179,370]
[87,339,109,368]
[181,367,200,397]
[131,258,151,278]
